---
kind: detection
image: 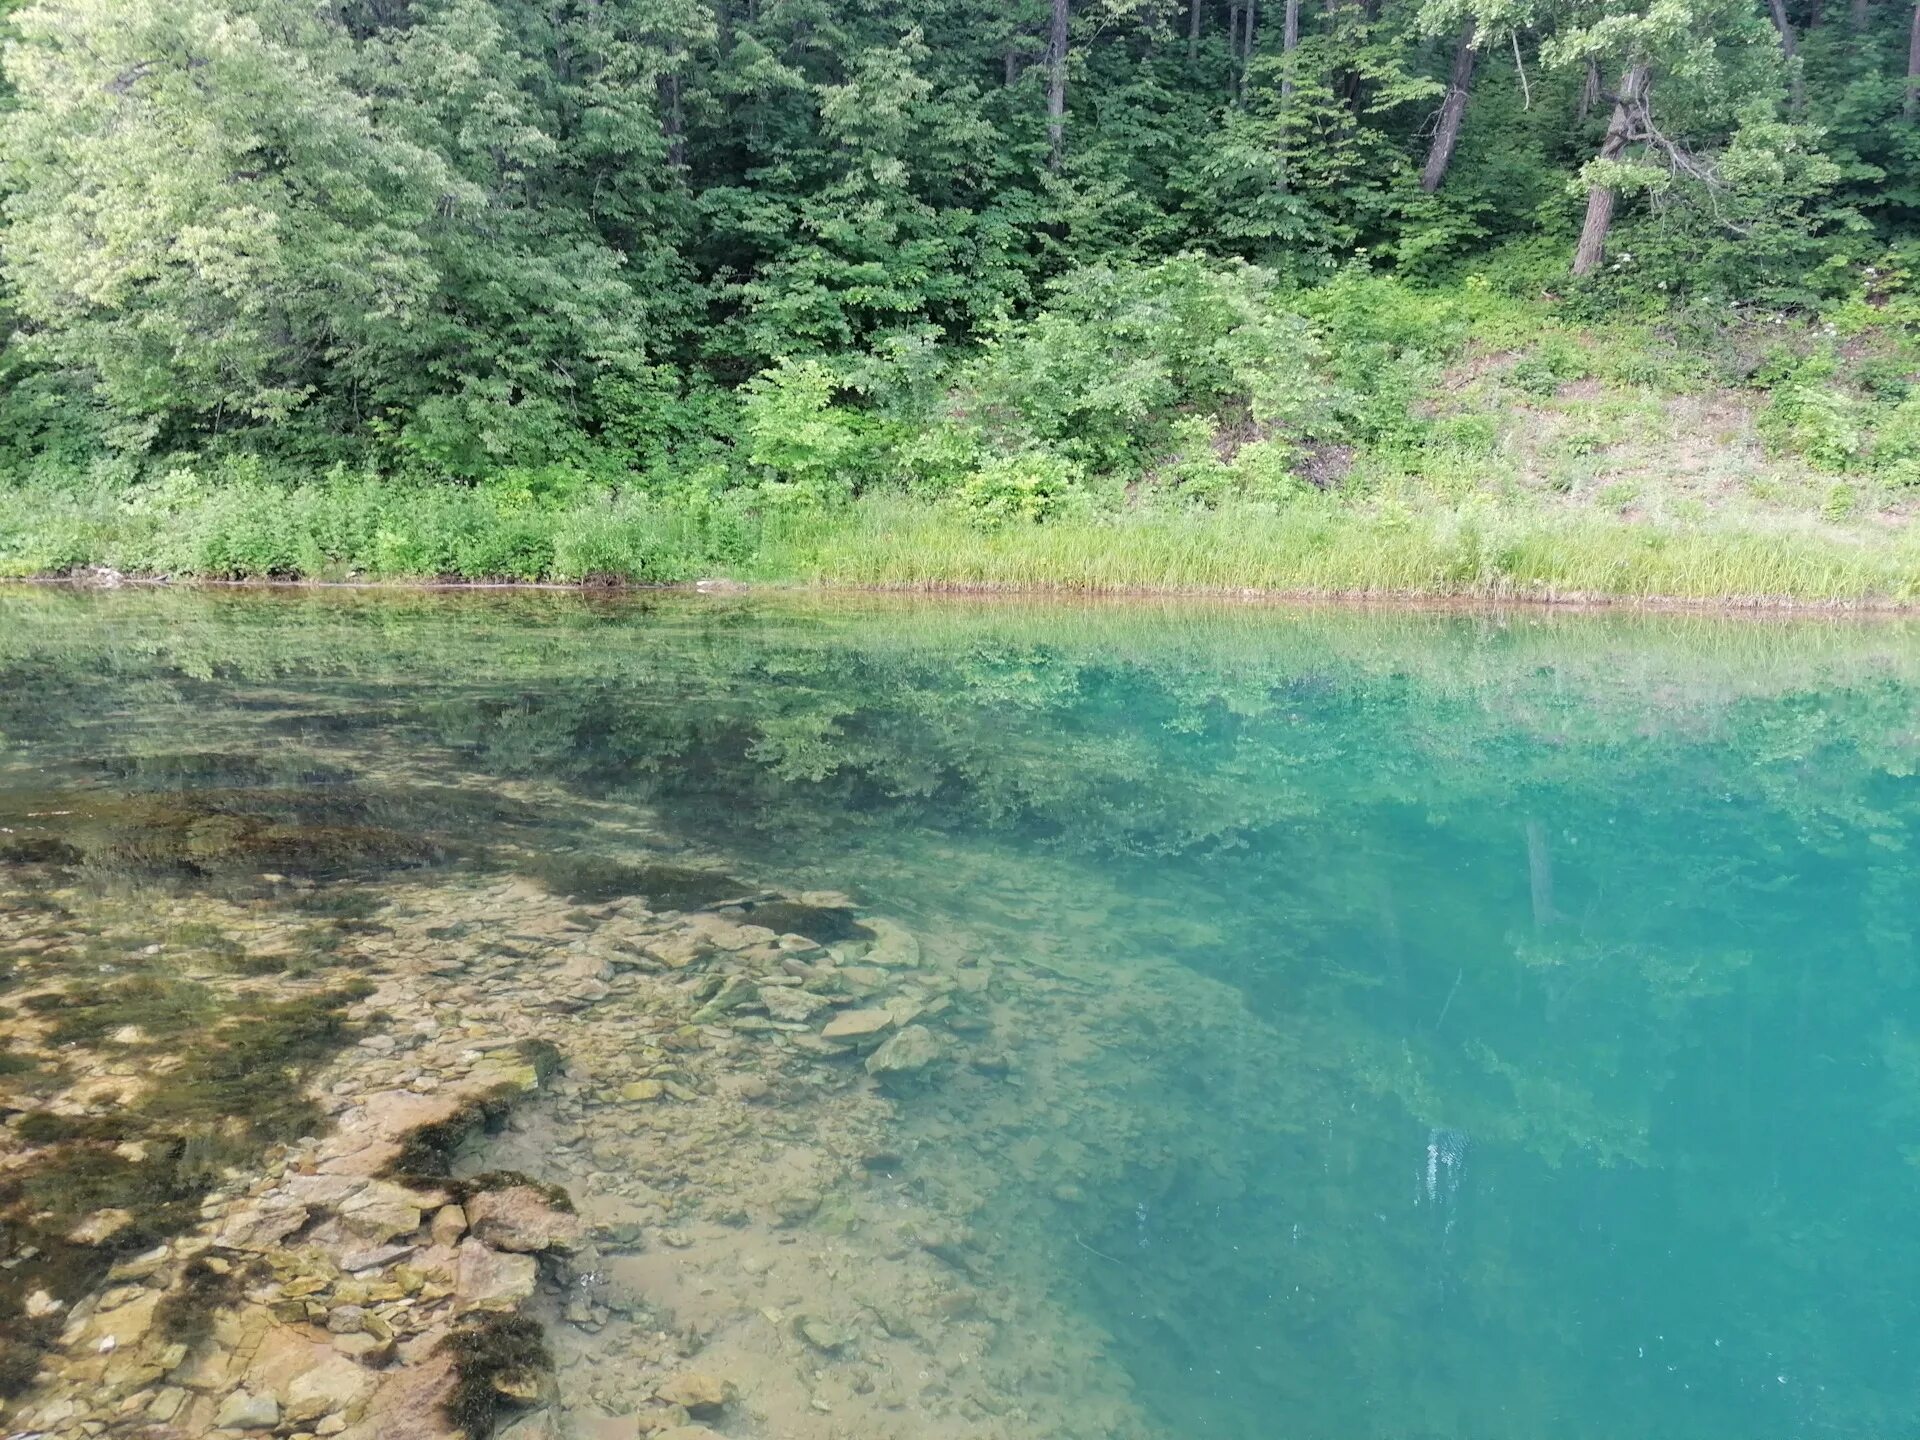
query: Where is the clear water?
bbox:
[4,589,1919,1438]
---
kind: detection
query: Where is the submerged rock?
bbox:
[793,1313,853,1352]
[821,1008,892,1041]
[865,1024,942,1078]
[467,1186,582,1254]
[214,1389,280,1429]
[655,1372,732,1414]
[453,1239,538,1313]
[285,1352,378,1423]
[862,917,921,969]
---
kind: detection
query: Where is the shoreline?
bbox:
[12,569,1920,618]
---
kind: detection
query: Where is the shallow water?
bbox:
[4,589,1919,1438]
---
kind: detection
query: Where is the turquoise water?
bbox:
[4,590,1919,1437]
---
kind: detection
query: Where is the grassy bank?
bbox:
[4,477,1916,605]
[8,276,1920,607]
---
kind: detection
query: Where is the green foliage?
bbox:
[949,256,1342,479]
[0,0,1916,581]
[952,453,1095,527]
[1758,369,1868,472]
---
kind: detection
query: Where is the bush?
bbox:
[949,255,1343,478]
[1758,380,1865,471]
[740,358,872,506]
[952,454,1095,527]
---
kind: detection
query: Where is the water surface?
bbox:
[3,589,1918,1438]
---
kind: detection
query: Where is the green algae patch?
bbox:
[729,898,873,945]
[0,980,374,1395]
[439,1312,552,1439]
[523,852,743,908]
[453,1170,577,1212]
[384,1041,563,1188]
[154,1255,258,1347]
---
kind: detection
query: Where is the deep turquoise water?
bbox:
[4,590,1918,1437]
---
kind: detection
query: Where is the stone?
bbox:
[820,1008,892,1041]
[430,1204,468,1248]
[338,1182,424,1244]
[24,1289,64,1319]
[332,1332,392,1364]
[689,974,754,1024]
[94,1290,161,1351]
[147,1387,187,1421]
[108,1245,171,1282]
[652,1429,725,1440]
[865,1024,943,1078]
[654,1373,731,1415]
[68,1207,136,1246]
[794,1314,851,1352]
[285,1353,378,1423]
[218,1199,311,1251]
[618,1080,665,1102]
[339,1351,462,1440]
[326,1305,367,1335]
[453,1239,538,1313]
[214,1390,280,1429]
[863,917,921,968]
[466,1186,582,1254]
[495,1409,562,1440]
[758,986,832,1023]
[644,934,712,970]
[339,1242,416,1273]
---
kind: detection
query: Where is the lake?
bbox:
[2,588,1917,1439]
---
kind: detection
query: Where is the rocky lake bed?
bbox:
[0,755,1157,1440]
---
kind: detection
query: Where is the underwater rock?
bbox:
[453,1239,538,1314]
[689,975,754,1024]
[338,1181,424,1243]
[642,933,713,970]
[66,1207,136,1246]
[285,1352,378,1423]
[821,1008,893,1041]
[793,1314,852,1353]
[467,1186,582,1255]
[217,1199,312,1251]
[865,1025,942,1079]
[430,1204,468,1248]
[861,917,921,969]
[339,1350,461,1440]
[758,985,832,1023]
[24,1289,63,1319]
[214,1389,280,1429]
[654,1372,732,1414]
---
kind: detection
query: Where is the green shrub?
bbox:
[950,255,1343,478]
[952,454,1095,527]
[1758,382,1865,471]
[740,359,871,506]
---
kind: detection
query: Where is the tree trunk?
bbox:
[1420,23,1476,192]
[1851,0,1870,29]
[1240,0,1258,97]
[1188,0,1202,61]
[1046,0,1069,170]
[1909,0,1920,116]
[658,70,686,171]
[1572,61,1648,277]
[1280,0,1300,101]
[1768,0,1804,107]
[1577,58,1599,121]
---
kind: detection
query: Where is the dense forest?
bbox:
[1,0,1919,590]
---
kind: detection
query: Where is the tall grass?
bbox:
[763,495,1920,605]
[2,475,1916,605]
